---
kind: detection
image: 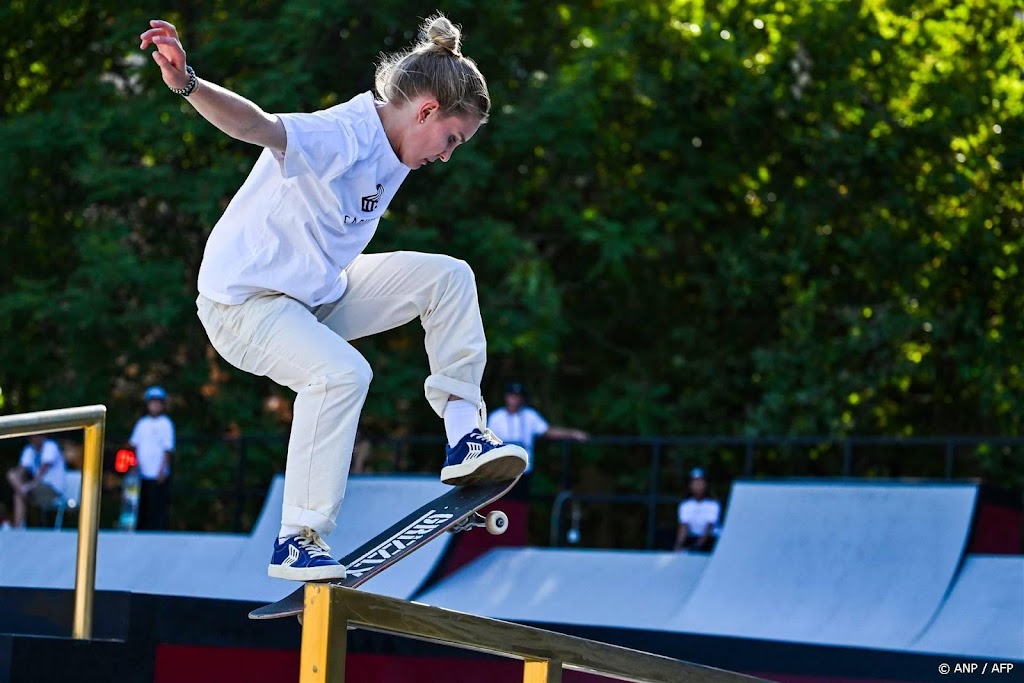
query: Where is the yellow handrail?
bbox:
[0,405,106,639]
[300,583,764,683]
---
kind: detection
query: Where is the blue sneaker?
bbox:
[441,428,527,486]
[267,527,347,581]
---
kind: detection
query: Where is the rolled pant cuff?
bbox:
[424,376,482,418]
[282,505,336,536]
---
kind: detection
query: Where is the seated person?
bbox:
[673,468,720,552]
[6,435,67,528]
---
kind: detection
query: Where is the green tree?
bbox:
[1,0,1022,494]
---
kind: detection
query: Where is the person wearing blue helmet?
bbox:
[128,385,176,530]
[144,386,167,402]
[674,468,720,552]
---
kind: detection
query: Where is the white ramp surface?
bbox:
[419,547,709,629]
[911,555,1024,660]
[0,474,451,603]
[666,481,978,650]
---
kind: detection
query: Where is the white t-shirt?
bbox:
[129,414,176,480]
[678,498,721,536]
[487,407,549,472]
[198,92,411,307]
[19,439,66,495]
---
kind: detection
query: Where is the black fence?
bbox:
[3,432,1020,544]
[533,435,1023,550]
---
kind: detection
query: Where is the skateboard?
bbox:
[118,468,141,531]
[248,477,518,620]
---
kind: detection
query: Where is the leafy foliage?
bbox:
[1,1,1022,489]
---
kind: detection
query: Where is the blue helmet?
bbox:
[144,386,167,402]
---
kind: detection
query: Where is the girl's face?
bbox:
[401,101,480,169]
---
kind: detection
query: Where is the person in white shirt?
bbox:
[674,468,721,552]
[6,435,66,528]
[139,13,527,581]
[487,382,588,475]
[128,386,176,530]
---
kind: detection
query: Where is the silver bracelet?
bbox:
[170,66,198,97]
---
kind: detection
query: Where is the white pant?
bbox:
[196,251,487,534]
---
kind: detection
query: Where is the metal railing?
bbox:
[0,405,106,639]
[542,434,1023,549]
[298,583,762,683]
[546,433,1012,485]
[37,431,1014,536]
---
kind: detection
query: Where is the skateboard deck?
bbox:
[249,477,518,620]
[118,470,141,531]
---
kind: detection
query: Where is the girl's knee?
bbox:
[324,356,373,392]
[436,255,475,287]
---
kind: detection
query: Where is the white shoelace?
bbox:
[473,428,504,447]
[296,528,333,559]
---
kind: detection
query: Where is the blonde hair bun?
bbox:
[374,12,490,122]
[423,14,462,57]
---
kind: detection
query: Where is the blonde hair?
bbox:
[375,13,490,123]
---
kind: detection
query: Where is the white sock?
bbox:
[443,399,479,447]
[278,524,304,540]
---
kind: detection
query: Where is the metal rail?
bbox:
[126,432,1015,534]
[299,583,763,683]
[0,405,106,639]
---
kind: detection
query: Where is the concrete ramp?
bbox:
[0,474,451,602]
[418,547,709,629]
[666,481,978,651]
[911,555,1024,660]
[0,529,244,593]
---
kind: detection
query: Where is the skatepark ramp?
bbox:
[910,554,1024,658]
[415,547,710,629]
[664,480,978,650]
[420,480,1017,661]
[298,582,762,683]
[0,474,452,603]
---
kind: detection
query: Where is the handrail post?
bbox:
[300,583,348,682]
[73,416,105,639]
[524,658,562,682]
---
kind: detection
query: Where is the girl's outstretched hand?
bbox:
[139,19,190,90]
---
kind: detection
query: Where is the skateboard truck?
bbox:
[448,509,508,535]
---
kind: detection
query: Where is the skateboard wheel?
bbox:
[485,510,508,535]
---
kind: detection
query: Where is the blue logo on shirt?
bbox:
[361,184,384,212]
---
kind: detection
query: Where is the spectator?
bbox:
[674,468,720,552]
[6,434,67,528]
[129,385,176,530]
[487,382,588,493]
